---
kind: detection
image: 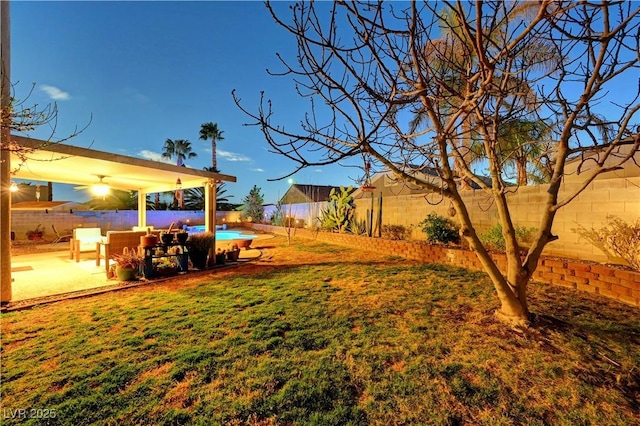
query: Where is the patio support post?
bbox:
[204,179,217,265]
[1,0,12,304]
[137,190,147,228]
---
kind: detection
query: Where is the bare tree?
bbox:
[233,1,640,326]
[1,82,91,173]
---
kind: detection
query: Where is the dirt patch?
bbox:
[10,240,66,256]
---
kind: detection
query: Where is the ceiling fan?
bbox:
[74,175,111,198]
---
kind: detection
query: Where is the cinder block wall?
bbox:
[285,176,640,262]
[250,224,640,308]
[288,176,639,265]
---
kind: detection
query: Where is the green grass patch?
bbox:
[2,237,639,425]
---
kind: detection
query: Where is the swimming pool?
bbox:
[184,224,223,233]
[184,226,257,247]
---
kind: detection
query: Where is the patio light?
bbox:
[90,175,110,198]
[92,183,110,196]
[92,182,110,198]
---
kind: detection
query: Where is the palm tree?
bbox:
[199,122,225,172]
[161,139,197,210]
[161,139,197,166]
[85,189,136,210]
[410,4,558,189]
[182,182,235,211]
[496,118,554,186]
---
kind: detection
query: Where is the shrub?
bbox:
[479,223,537,252]
[241,185,265,223]
[348,218,368,235]
[381,224,410,240]
[419,213,460,244]
[187,232,215,252]
[270,202,284,226]
[573,216,640,270]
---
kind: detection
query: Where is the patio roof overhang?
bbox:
[10,135,236,193]
[2,135,238,305]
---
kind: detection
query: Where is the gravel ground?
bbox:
[11,239,68,256]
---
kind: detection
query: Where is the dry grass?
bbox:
[2,235,639,425]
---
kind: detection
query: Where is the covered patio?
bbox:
[2,135,237,305]
[7,239,264,308]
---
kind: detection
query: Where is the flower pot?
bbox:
[140,234,158,247]
[189,250,209,270]
[176,232,189,244]
[161,234,175,245]
[116,265,138,281]
[215,253,226,265]
[226,249,240,262]
[27,232,44,241]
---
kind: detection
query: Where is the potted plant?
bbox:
[215,248,227,265]
[160,231,175,245]
[152,257,179,276]
[187,232,214,269]
[226,243,240,262]
[140,228,158,247]
[176,229,189,245]
[26,224,45,240]
[112,246,143,281]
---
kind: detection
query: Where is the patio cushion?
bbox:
[70,228,104,262]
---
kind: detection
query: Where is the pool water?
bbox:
[184,226,257,240]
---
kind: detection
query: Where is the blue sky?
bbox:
[11,2,638,205]
[10,1,353,205]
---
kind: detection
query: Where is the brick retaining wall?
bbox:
[249,224,640,308]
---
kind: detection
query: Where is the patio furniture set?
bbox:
[69,227,194,279]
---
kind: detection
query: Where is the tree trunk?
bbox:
[517,158,528,186]
[455,156,473,190]
[211,139,217,171]
[455,119,473,190]
[473,244,530,326]
[454,188,530,327]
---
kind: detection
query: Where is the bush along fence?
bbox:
[249,224,640,308]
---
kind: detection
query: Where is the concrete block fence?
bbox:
[249,224,640,308]
[10,210,243,241]
[278,175,640,265]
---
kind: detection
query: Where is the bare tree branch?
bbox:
[234,0,640,326]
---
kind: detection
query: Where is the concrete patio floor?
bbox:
[7,245,264,308]
[10,249,120,302]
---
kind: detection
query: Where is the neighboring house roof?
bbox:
[280,184,347,204]
[353,167,491,198]
[11,201,89,211]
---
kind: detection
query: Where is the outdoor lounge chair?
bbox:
[51,224,72,245]
[70,228,104,262]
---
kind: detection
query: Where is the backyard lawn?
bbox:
[2,235,639,425]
